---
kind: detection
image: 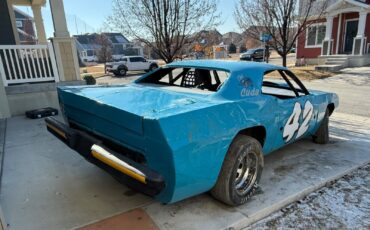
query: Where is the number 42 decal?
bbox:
[283,101,314,142]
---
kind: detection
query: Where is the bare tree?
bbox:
[235,0,328,66]
[105,0,219,63]
[95,34,112,73]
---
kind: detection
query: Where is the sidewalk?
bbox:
[1,112,369,230]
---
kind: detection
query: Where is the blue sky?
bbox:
[17,0,240,38]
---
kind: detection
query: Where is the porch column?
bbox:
[322,16,334,56]
[353,11,367,55]
[49,0,69,38]
[31,5,47,44]
[49,0,80,82]
[5,0,20,45]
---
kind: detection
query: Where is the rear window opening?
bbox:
[137,67,230,94]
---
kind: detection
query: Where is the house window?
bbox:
[306,23,326,47]
[86,50,94,56]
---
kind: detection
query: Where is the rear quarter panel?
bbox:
[153,96,279,203]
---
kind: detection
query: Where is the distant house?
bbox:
[74,32,143,62]
[222,32,244,48]
[297,0,370,68]
[14,7,36,44]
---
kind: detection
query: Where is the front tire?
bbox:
[211,135,264,206]
[313,109,329,144]
[149,64,158,72]
[114,68,127,77]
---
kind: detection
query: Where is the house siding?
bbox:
[366,13,370,53]
[298,11,370,58]
[297,19,326,59]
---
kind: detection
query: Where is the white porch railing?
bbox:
[0,43,59,86]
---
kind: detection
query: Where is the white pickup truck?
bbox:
[106,56,159,77]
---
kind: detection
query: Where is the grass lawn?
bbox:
[288,66,335,81]
[80,65,107,78]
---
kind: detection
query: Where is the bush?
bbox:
[83,75,96,85]
[82,68,88,73]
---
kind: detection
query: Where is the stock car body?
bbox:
[46,60,338,206]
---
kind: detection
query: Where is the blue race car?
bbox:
[45,60,338,206]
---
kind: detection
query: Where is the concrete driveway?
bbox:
[1,67,370,230]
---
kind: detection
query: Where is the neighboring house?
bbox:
[297,0,370,69]
[74,32,143,62]
[74,33,101,62]
[14,7,37,44]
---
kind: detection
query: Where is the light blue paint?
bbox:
[57,60,339,203]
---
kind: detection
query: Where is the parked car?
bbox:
[46,60,338,206]
[105,56,158,76]
[240,48,270,61]
[277,47,296,54]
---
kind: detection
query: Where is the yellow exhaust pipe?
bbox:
[91,144,146,184]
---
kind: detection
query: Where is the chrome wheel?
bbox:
[234,148,258,196]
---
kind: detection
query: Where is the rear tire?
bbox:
[313,109,329,144]
[211,135,264,206]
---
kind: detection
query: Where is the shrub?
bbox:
[83,75,96,85]
[82,68,88,73]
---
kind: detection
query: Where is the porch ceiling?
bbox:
[326,0,370,15]
[10,0,46,6]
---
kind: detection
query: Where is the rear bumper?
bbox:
[45,117,165,196]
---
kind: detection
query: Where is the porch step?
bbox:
[321,54,349,58]
[326,58,348,62]
[315,64,343,72]
[325,61,347,65]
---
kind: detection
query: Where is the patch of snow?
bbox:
[245,164,370,230]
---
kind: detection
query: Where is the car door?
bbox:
[137,57,149,70]
[128,57,141,70]
[254,49,263,59]
[262,70,318,151]
[273,70,318,149]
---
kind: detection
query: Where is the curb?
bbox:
[0,119,6,190]
[0,118,7,230]
[230,160,370,229]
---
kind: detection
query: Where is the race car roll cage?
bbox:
[139,66,310,98]
[262,69,310,98]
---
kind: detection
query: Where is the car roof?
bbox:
[166,60,287,73]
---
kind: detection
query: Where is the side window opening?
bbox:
[130,57,143,62]
[262,70,308,99]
